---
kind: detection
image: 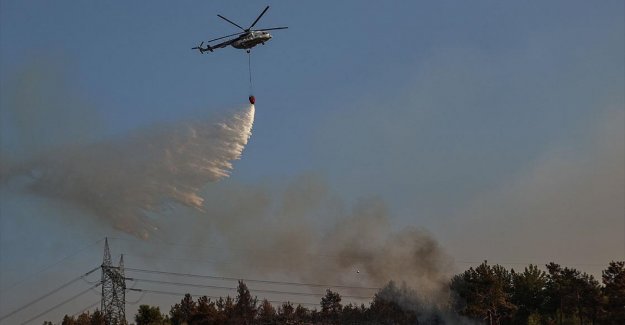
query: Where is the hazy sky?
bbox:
[1,1,623,323]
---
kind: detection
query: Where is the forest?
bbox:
[47,260,625,325]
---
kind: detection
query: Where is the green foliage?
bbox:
[320,289,342,323]
[294,304,309,322]
[234,280,258,324]
[602,261,625,324]
[191,296,222,324]
[90,310,105,325]
[169,293,196,325]
[277,301,294,323]
[511,264,547,324]
[61,315,75,325]
[135,305,167,325]
[450,261,516,324]
[339,303,367,324]
[257,299,277,324]
[49,310,106,325]
[543,262,603,324]
[75,311,91,325]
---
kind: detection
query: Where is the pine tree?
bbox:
[511,264,547,323]
[234,281,257,324]
[90,309,105,325]
[257,299,277,324]
[450,261,516,325]
[320,289,342,324]
[169,294,196,325]
[135,305,166,325]
[602,261,625,324]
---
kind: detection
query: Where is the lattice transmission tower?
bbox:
[101,238,127,325]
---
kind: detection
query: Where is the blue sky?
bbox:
[1,0,624,323]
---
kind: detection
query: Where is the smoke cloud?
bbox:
[169,174,454,302]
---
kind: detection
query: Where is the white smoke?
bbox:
[4,105,255,238]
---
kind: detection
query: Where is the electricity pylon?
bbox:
[101,238,126,325]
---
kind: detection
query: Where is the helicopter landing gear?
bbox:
[246,49,251,53]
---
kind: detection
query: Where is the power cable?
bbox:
[125,267,380,290]
[128,277,230,291]
[54,300,101,325]
[20,282,101,325]
[126,292,147,305]
[127,277,373,299]
[0,266,99,321]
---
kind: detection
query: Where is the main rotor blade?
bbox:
[248,6,269,30]
[217,14,246,31]
[206,31,247,43]
[256,27,288,31]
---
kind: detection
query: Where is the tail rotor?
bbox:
[191,41,206,54]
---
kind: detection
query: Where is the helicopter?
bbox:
[192,6,288,54]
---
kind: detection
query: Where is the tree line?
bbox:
[47,260,625,325]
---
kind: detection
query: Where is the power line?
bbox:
[125,267,380,290]
[54,300,101,325]
[128,277,232,291]
[127,278,373,300]
[0,266,100,322]
[20,282,101,325]
[126,292,147,305]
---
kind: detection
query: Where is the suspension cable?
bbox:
[248,51,253,95]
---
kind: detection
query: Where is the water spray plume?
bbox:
[4,105,255,238]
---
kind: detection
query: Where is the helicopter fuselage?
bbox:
[232,31,272,49]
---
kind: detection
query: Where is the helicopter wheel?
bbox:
[246,50,250,53]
